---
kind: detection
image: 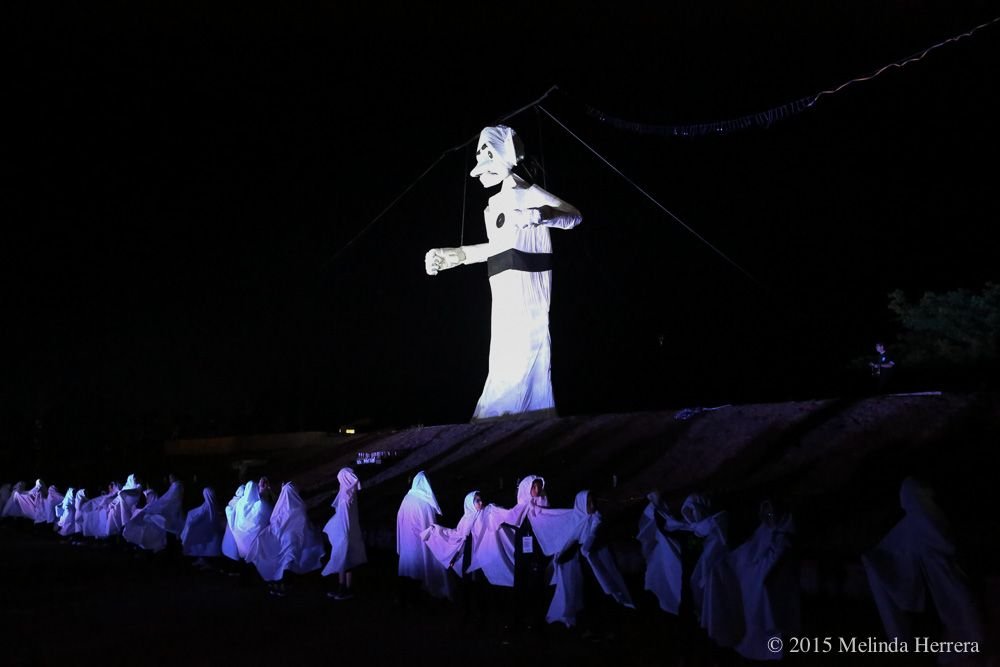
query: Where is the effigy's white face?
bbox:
[473,142,511,188]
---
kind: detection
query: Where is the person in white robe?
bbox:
[181,487,226,563]
[422,490,482,575]
[56,487,76,536]
[679,494,742,648]
[862,477,985,654]
[106,474,144,538]
[464,478,546,589]
[71,488,88,537]
[531,490,635,628]
[1,482,26,518]
[6,479,44,520]
[80,482,119,538]
[248,482,324,594]
[221,483,246,561]
[37,484,63,525]
[728,500,800,661]
[636,491,684,614]
[503,475,551,631]
[425,125,583,421]
[123,476,184,552]
[322,468,367,599]
[227,479,274,560]
[397,471,453,600]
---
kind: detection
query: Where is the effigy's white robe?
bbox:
[123,481,184,552]
[472,179,581,421]
[862,478,985,652]
[249,483,324,582]
[728,512,800,661]
[322,468,367,576]
[397,472,453,599]
[181,488,226,557]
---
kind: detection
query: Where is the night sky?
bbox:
[6,3,1000,467]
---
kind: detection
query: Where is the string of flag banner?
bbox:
[322,15,999,276]
[584,15,1000,137]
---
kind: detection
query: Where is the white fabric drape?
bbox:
[322,468,367,576]
[397,472,453,599]
[421,491,479,575]
[221,484,245,560]
[729,509,800,661]
[862,478,985,651]
[249,483,325,582]
[181,488,226,557]
[531,490,635,627]
[123,481,184,552]
[636,492,684,614]
[226,481,273,560]
[56,487,77,536]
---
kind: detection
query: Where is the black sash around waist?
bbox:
[487,248,554,278]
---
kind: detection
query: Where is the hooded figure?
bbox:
[123,478,185,552]
[679,494,742,647]
[38,484,63,524]
[636,491,685,614]
[322,468,367,577]
[80,482,120,538]
[227,480,274,559]
[106,474,144,537]
[463,475,549,588]
[422,490,483,575]
[397,471,453,599]
[248,482,325,582]
[862,478,985,652]
[56,487,77,536]
[1,482,25,518]
[531,490,635,627]
[221,483,246,560]
[181,487,226,558]
[425,125,582,421]
[71,488,88,535]
[728,501,800,661]
[6,479,44,520]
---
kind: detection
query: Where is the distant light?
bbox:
[345,428,356,435]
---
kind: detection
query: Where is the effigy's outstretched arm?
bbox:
[508,184,582,230]
[424,243,490,276]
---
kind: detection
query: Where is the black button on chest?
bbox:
[496,213,505,228]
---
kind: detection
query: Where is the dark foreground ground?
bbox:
[2,521,995,667]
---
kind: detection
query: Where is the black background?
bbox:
[5,2,999,470]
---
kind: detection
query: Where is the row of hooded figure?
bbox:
[400,472,803,660]
[399,471,637,631]
[0,471,366,597]
[197,471,366,596]
[1,474,186,552]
